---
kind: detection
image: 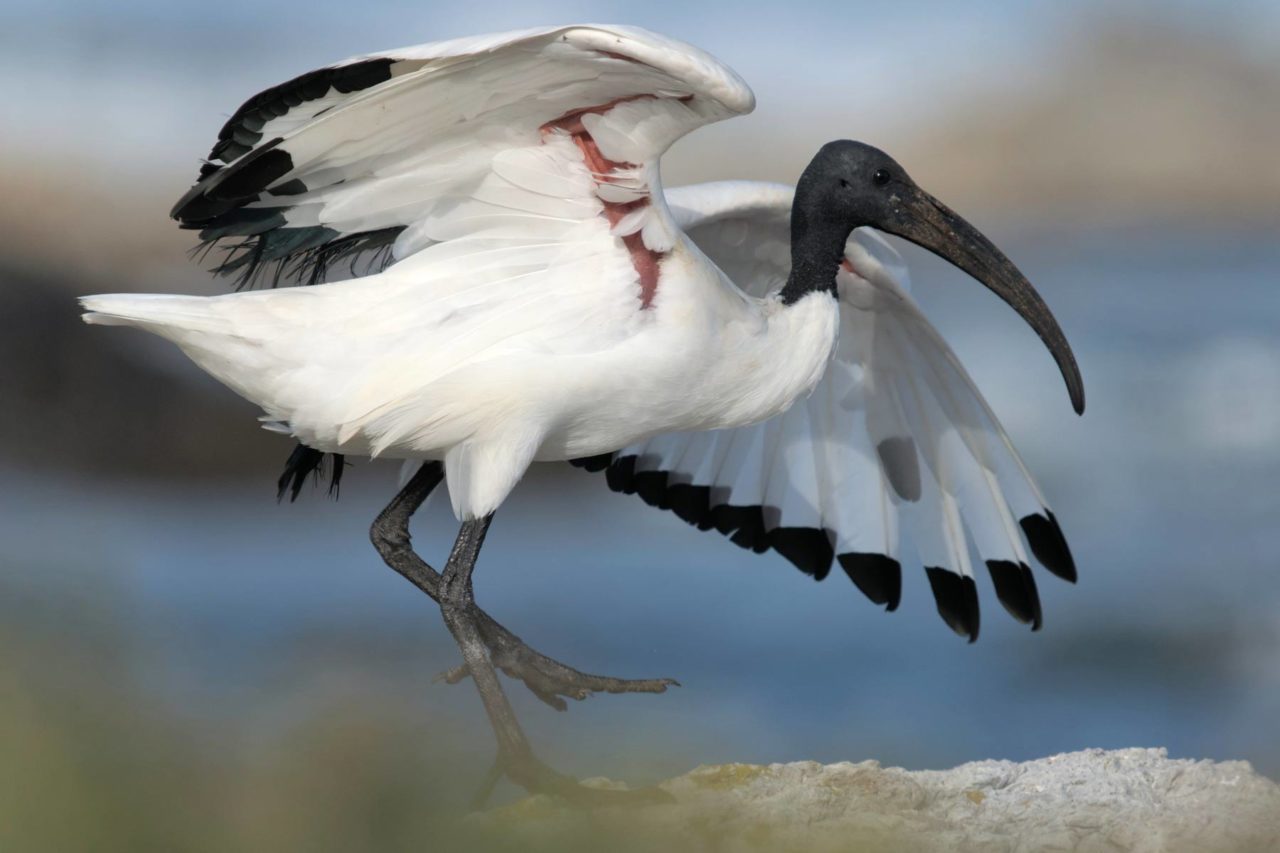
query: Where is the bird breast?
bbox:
[534,282,841,460]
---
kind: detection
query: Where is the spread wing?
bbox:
[575,181,1076,642]
[171,25,754,288]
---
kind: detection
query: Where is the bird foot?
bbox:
[435,607,679,712]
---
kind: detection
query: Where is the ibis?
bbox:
[81,24,1083,802]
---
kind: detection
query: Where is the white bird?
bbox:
[81,24,1083,801]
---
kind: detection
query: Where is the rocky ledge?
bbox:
[475,748,1280,853]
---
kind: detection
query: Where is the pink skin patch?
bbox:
[541,97,665,309]
[840,256,873,281]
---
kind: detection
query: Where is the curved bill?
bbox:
[878,186,1085,415]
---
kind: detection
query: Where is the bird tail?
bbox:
[81,293,234,336]
[80,291,289,419]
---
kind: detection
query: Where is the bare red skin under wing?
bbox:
[540,96,671,309]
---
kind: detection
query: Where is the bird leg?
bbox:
[369,463,677,708]
[368,462,675,805]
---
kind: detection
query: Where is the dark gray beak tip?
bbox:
[882,187,1086,419]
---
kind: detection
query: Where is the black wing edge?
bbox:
[172,58,409,290]
[570,453,895,597]
[572,455,1077,641]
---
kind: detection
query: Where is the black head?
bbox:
[793,140,910,234]
[788,139,1085,415]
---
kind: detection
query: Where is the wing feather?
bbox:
[172,25,753,288]
[580,180,1075,639]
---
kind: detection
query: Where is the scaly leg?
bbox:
[368,462,674,804]
[370,463,676,708]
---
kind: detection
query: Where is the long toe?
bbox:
[434,609,679,710]
[437,657,678,711]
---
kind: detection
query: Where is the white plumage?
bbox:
[82,24,1078,640]
[628,182,1068,631]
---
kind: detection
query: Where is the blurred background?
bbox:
[3,0,1280,849]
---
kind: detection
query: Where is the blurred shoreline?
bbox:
[5,15,1279,483]
[3,7,1279,850]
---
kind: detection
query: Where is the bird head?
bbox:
[795,140,1084,415]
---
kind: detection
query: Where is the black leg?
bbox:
[436,618,680,712]
[371,462,677,708]
[436,515,528,762]
[369,461,446,600]
[368,463,674,806]
[435,515,576,796]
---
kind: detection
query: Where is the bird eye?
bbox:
[839,178,851,189]
[872,169,891,186]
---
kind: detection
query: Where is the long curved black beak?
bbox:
[879,186,1085,415]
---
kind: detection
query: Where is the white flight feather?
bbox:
[622,181,1057,594]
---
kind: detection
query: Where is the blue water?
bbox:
[4,229,1279,781]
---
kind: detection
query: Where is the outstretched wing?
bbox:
[171,25,754,288]
[575,181,1076,641]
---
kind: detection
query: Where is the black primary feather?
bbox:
[986,559,1043,630]
[1019,512,1077,582]
[925,567,980,642]
[838,553,902,611]
[569,454,613,472]
[582,457,856,581]
[573,459,1003,634]
[202,58,396,173]
[173,56,409,290]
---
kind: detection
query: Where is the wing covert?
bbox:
[172,25,754,288]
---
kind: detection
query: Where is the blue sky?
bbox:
[4,0,1278,182]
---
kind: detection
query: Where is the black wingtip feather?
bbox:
[711,505,769,553]
[205,58,395,171]
[173,138,289,222]
[586,461,835,574]
[838,553,902,610]
[173,61,409,290]
[209,147,294,204]
[569,453,614,472]
[666,484,715,531]
[986,560,1043,630]
[605,456,638,493]
[768,528,834,580]
[1020,512,1077,583]
[925,568,980,642]
[632,470,670,509]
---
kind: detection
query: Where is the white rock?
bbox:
[479,748,1280,852]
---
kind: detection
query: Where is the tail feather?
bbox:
[80,291,295,423]
[80,293,235,336]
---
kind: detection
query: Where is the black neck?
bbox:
[779,213,847,305]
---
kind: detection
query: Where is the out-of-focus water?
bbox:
[4,228,1279,791]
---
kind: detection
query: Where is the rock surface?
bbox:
[476,748,1280,853]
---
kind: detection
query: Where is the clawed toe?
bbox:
[438,654,678,711]
[431,606,679,710]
